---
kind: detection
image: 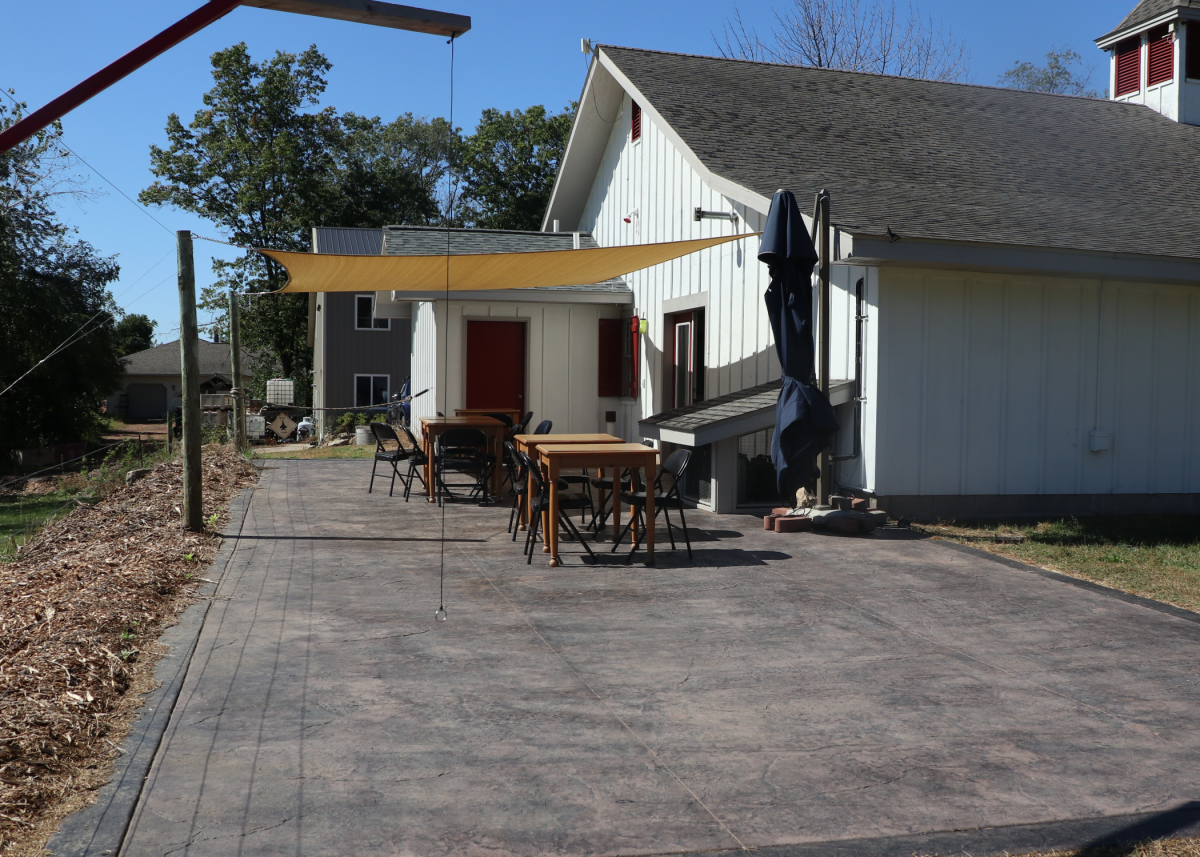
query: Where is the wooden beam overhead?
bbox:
[241,0,470,37]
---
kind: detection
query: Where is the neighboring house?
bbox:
[312,225,633,436]
[108,339,254,422]
[541,0,1200,517]
[311,227,413,435]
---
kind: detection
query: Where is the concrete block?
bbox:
[764,515,778,530]
[775,516,813,533]
[851,497,870,511]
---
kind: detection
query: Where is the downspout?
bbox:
[831,277,864,463]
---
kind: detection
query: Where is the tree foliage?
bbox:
[0,99,123,451]
[716,0,969,81]
[113,313,157,356]
[139,44,452,404]
[458,105,575,231]
[997,48,1100,97]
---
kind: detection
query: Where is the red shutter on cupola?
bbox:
[1115,37,1141,96]
[631,100,642,141]
[1148,27,1174,85]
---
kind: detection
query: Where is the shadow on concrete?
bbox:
[219,534,488,543]
[1077,801,1200,855]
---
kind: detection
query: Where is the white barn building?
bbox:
[541,9,1200,518]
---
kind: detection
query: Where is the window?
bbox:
[355,294,389,330]
[1190,25,1200,79]
[681,443,712,505]
[1115,37,1141,96]
[631,100,641,142]
[665,310,704,409]
[737,428,782,507]
[598,318,623,397]
[355,374,389,407]
[1148,26,1174,86]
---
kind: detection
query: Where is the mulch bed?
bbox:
[0,445,257,855]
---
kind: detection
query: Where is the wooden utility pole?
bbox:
[228,288,246,449]
[177,231,203,532]
[817,190,832,505]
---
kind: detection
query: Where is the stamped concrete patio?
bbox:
[111,459,1200,856]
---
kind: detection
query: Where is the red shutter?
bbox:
[598,319,622,397]
[1115,37,1141,96]
[1148,28,1174,85]
[627,316,640,399]
[631,100,641,141]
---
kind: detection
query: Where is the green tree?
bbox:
[0,99,124,451]
[458,105,575,230]
[113,313,157,356]
[139,44,444,403]
[998,48,1100,97]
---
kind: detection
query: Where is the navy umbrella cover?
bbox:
[759,190,840,500]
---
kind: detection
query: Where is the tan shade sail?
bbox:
[255,233,755,294]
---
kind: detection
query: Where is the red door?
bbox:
[466,320,526,410]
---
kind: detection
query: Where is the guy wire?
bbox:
[439,33,457,618]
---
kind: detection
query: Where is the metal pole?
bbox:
[177,231,203,532]
[818,191,831,504]
[229,288,246,450]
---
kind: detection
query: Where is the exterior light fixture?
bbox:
[695,207,738,223]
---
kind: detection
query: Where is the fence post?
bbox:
[229,288,246,450]
[177,231,203,532]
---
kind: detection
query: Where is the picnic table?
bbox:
[419,416,507,501]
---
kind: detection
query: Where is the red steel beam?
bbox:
[0,0,243,155]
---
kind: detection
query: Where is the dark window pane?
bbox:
[1189,27,1200,79]
[356,296,373,329]
[355,376,371,406]
[372,376,388,405]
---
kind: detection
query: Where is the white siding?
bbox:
[875,268,1200,497]
[409,299,622,433]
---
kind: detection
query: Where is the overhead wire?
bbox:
[437,33,458,624]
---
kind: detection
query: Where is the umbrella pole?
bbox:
[817,191,832,505]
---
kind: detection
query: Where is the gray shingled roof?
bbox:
[312,227,383,255]
[602,46,1200,261]
[122,340,254,378]
[641,380,782,433]
[382,226,630,293]
[1100,0,1200,41]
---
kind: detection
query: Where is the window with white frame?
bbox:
[355,294,389,330]
[355,374,389,407]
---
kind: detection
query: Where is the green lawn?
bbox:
[923,516,1200,613]
[0,493,86,559]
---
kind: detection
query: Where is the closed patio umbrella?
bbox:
[760,190,839,503]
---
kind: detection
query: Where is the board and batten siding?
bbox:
[875,268,1200,506]
[409,300,623,432]
[321,292,411,410]
[578,93,780,420]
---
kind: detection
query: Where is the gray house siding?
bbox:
[322,291,411,411]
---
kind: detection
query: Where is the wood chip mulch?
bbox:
[0,445,258,855]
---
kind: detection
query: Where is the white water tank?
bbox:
[266,378,294,406]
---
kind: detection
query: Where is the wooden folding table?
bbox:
[512,433,621,530]
[537,443,660,566]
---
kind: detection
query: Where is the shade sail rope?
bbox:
[252,232,755,294]
[438,33,458,624]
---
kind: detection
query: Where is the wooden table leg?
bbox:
[612,463,621,547]
[423,433,435,502]
[644,463,655,564]
[597,467,608,534]
[548,459,560,567]
[489,431,503,497]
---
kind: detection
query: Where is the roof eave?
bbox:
[1096,6,1200,47]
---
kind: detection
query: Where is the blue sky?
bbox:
[1,0,1133,339]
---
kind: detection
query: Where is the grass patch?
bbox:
[921,515,1200,612]
[255,444,374,460]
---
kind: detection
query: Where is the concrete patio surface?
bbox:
[109,460,1200,856]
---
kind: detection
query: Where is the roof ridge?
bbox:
[598,44,1125,106]
[384,224,593,236]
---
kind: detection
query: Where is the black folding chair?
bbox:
[514,411,534,434]
[518,450,596,564]
[436,427,493,505]
[610,449,693,559]
[397,423,429,501]
[532,419,553,435]
[368,422,408,497]
[588,467,632,535]
[505,441,528,537]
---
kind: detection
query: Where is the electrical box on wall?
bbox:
[1089,430,1110,452]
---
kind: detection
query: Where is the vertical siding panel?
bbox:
[1042,283,1084,494]
[542,305,571,430]
[879,272,925,495]
[568,307,599,432]
[919,276,965,494]
[1151,290,1189,492]
[1113,287,1155,493]
[963,279,1004,494]
[525,306,544,427]
[1001,282,1043,494]
[1186,292,1199,492]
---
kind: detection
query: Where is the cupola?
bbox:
[1096,0,1200,124]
